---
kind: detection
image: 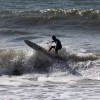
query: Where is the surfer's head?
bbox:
[52,35,56,40]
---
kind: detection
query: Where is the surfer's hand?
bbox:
[46,42,49,44]
[46,41,52,44]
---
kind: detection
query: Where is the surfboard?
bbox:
[24,40,53,58]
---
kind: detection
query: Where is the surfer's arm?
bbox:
[51,41,55,42]
[46,41,54,44]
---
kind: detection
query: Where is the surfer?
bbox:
[48,35,62,54]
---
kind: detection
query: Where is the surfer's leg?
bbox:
[55,49,58,54]
[48,46,55,52]
[55,46,61,54]
[55,47,59,54]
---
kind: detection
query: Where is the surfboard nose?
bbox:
[24,40,28,43]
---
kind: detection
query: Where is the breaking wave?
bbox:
[0,46,100,76]
[0,9,100,28]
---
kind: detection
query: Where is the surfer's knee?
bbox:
[48,46,55,52]
[55,48,58,54]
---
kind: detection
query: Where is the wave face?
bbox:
[0,9,100,29]
[0,48,100,76]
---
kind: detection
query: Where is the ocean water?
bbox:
[0,0,100,100]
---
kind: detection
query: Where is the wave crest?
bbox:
[0,9,100,26]
[0,48,99,76]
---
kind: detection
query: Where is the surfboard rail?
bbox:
[24,40,54,58]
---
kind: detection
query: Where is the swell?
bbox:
[0,29,33,36]
[0,9,100,27]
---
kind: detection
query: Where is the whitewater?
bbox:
[0,45,100,99]
[0,0,100,100]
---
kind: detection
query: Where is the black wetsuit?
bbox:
[49,38,62,53]
[53,38,62,50]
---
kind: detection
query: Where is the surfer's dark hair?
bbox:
[52,35,56,40]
